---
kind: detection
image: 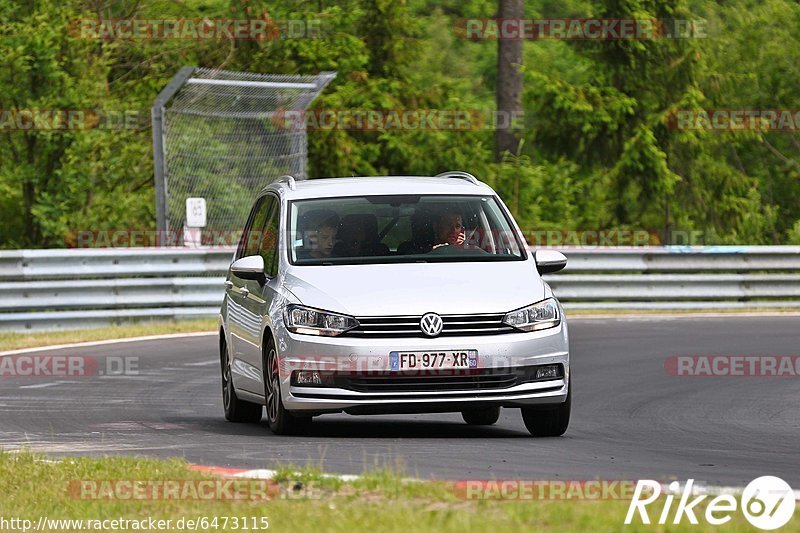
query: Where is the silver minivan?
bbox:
[219,172,570,436]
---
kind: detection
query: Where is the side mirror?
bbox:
[534,250,567,275]
[230,255,266,283]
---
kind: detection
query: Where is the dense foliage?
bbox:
[1,0,798,248]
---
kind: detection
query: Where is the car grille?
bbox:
[344,313,516,338]
[344,369,518,392]
[306,365,562,393]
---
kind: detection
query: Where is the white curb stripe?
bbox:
[192,465,361,482]
[0,331,216,357]
[231,469,361,482]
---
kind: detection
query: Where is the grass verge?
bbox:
[0,319,217,352]
[0,451,771,532]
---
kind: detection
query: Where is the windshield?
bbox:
[288,194,526,265]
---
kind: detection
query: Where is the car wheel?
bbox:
[221,336,263,423]
[461,406,501,425]
[264,340,312,435]
[521,379,571,437]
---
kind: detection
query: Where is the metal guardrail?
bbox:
[1,246,799,331]
[548,246,800,272]
[0,248,233,280]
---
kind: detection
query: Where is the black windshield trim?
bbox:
[293,254,526,266]
[286,193,528,266]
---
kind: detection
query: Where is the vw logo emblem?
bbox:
[420,312,444,337]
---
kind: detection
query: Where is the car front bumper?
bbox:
[275,321,569,414]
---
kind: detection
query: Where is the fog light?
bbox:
[294,370,322,385]
[535,365,561,380]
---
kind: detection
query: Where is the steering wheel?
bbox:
[427,244,488,255]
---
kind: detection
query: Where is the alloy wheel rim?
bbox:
[222,358,232,411]
[266,350,279,423]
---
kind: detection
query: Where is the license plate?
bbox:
[389,350,479,370]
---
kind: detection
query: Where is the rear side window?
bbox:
[236,195,276,260]
[259,199,281,277]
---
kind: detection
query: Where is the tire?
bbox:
[521,379,571,437]
[461,406,501,426]
[264,339,313,435]
[221,335,263,423]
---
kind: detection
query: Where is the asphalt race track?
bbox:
[1,316,798,486]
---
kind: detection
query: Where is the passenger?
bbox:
[297,210,339,260]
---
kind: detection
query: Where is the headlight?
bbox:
[284,305,358,336]
[502,298,560,332]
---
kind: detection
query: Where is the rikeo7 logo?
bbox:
[625,476,795,529]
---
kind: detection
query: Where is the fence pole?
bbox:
[151,66,197,234]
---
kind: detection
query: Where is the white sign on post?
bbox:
[184,197,207,248]
[185,197,207,228]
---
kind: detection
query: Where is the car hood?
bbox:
[282,260,545,316]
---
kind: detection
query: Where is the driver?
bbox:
[431,209,466,249]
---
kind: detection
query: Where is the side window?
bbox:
[236,196,273,260]
[259,198,281,278]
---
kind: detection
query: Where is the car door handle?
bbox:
[224,281,233,290]
[240,287,249,298]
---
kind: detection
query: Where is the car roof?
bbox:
[262,176,496,200]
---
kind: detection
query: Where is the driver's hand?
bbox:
[456,231,465,246]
